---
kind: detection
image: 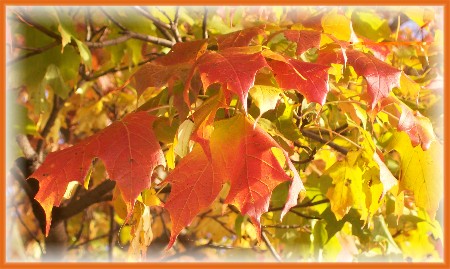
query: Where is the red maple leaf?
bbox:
[29,112,165,235]
[164,145,222,248]
[217,26,266,50]
[164,114,305,248]
[184,47,268,113]
[381,96,435,150]
[318,49,401,109]
[266,53,330,105]
[132,40,207,95]
[283,29,321,55]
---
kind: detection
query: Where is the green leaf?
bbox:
[351,10,391,42]
[44,64,70,99]
[75,39,92,68]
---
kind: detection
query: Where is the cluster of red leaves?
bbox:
[30,25,434,247]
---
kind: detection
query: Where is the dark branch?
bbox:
[269,198,330,212]
[13,10,61,40]
[36,95,63,163]
[202,8,209,39]
[301,129,349,155]
[67,227,120,250]
[6,41,59,66]
[99,7,127,32]
[54,180,116,220]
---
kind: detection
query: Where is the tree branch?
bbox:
[54,180,116,221]
[67,227,120,250]
[6,41,60,66]
[171,7,182,43]
[269,198,330,212]
[16,134,37,160]
[84,34,132,48]
[134,6,171,30]
[301,129,349,155]
[14,206,44,254]
[134,6,174,42]
[202,8,209,39]
[36,95,63,163]
[262,230,282,262]
[99,7,127,32]
[13,10,61,41]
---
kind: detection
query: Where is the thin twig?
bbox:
[67,228,120,250]
[108,206,115,261]
[84,34,132,48]
[86,56,159,81]
[269,198,330,212]
[14,206,44,254]
[99,7,127,32]
[202,8,209,39]
[304,126,361,149]
[13,10,61,40]
[172,7,182,43]
[133,6,174,42]
[67,212,86,249]
[156,7,181,43]
[262,224,309,230]
[85,7,93,41]
[301,129,349,155]
[289,210,322,220]
[35,95,63,163]
[7,41,59,66]
[134,6,171,29]
[205,215,235,235]
[262,230,282,262]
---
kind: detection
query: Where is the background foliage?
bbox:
[6,6,444,262]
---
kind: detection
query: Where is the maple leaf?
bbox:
[217,26,266,50]
[283,29,321,55]
[318,49,401,109]
[266,53,330,105]
[164,145,222,248]
[326,151,367,220]
[387,131,443,219]
[372,151,397,201]
[132,40,207,95]
[30,111,165,235]
[382,95,435,150]
[184,47,268,113]
[163,114,305,248]
[213,115,305,233]
[398,109,435,151]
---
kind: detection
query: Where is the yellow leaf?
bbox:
[166,143,176,170]
[142,188,162,207]
[322,10,352,41]
[387,131,443,219]
[174,119,195,158]
[326,156,367,220]
[249,85,282,116]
